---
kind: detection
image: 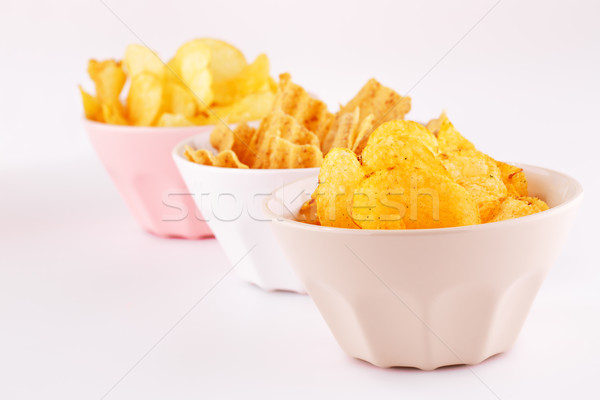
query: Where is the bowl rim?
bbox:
[171,132,322,174]
[83,116,235,135]
[262,163,584,236]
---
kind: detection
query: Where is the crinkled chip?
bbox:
[266,137,322,169]
[315,148,364,228]
[210,122,257,166]
[272,73,334,145]
[214,149,249,168]
[127,73,163,126]
[350,114,376,155]
[322,78,411,153]
[184,145,248,168]
[252,109,321,168]
[351,167,480,230]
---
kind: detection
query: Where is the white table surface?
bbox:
[1,154,598,400]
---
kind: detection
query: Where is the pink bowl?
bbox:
[84,119,213,239]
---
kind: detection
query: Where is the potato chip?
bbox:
[169,40,213,109]
[212,54,271,106]
[315,148,364,228]
[184,146,249,168]
[124,44,165,79]
[127,73,163,126]
[438,149,507,222]
[488,196,548,223]
[87,59,126,111]
[272,73,334,144]
[101,103,127,125]
[208,90,275,124]
[322,79,412,153]
[185,145,215,165]
[157,113,194,127]
[352,167,480,230]
[365,120,439,154]
[163,81,197,118]
[79,86,102,121]
[194,38,247,83]
[361,134,448,177]
[297,198,320,225]
[432,113,475,153]
[497,161,528,197]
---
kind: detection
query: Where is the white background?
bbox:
[1,0,599,399]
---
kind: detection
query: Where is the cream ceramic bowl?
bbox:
[263,164,583,370]
[172,132,319,293]
[84,119,214,239]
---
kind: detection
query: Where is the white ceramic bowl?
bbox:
[172,133,319,293]
[264,164,583,370]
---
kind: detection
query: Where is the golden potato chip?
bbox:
[208,90,275,124]
[212,54,271,106]
[361,133,448,177]
[123,44,165,79]
[194,38,247,83]
[127,73,163,126]
[87,59,126,111]
[365,120,439,155]
[315,148,364,228]
[425,110,446,135]
[522,196,549,211]
[432,113,475,153]
[438,149,507,222]
[487,196,548,223]
[351,167,480,230]
[322,79,412,153]
[297,198,320,225]
[272,73,334,144]
[157,113,194,127]
[497,161,528,197]
[169,40,213,109]
[163,81,197,118]
[79,86,102,121]
[101,103,127,125]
